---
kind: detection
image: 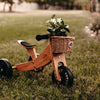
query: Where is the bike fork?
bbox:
[52,53,67,82]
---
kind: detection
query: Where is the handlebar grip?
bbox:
[36,35,49,41]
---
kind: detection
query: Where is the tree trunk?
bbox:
[98,0,100,13]
[9,4,13,12]
[3,1,7,12]
[96,30,99,37]
[90,0,96,12]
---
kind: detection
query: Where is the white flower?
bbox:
[48,27,52,29]
[88,23,93,28]
[60,29,63,31]
[57,18,62,23]
[84,26,89,29]
[46,20,50,23]
[53,29,55,31]
[50,19,56,24]
[65,25,69,28]
[47,32,50,34]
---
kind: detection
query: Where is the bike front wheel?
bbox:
[52,66,73,87]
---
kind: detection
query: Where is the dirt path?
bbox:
[0,10,91,18]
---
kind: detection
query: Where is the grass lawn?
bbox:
[0,10,100,100]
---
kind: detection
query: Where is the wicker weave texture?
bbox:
[51,36,75,53]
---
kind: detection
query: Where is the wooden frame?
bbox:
[12,36,75,82]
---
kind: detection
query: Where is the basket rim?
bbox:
[50,36,75,40]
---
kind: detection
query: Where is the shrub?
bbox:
[90,17,100,36]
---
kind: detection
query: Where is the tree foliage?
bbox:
[74,0,89,6]
[25,0,89,10]
[25,0,74,6]
[0,0,14,12]
[0,0,13,4]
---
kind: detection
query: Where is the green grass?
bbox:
[0,10,100,100]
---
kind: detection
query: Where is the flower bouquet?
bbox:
[46,15,70,36]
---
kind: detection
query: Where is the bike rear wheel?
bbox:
[0,59,13,78]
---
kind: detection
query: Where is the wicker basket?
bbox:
[51,36,75,53]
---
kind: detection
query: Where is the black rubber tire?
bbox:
[0,59,13,78]
[52,66,73,87]
[28,55,44,72]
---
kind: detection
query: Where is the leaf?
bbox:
[51,14,56,19]
[61,20,64,25]
[47,29,53,33]
[64,28,70,33]
[61,31,67,36]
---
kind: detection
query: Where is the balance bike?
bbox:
[0,35,75,86]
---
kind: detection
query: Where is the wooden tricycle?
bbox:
[0,35,75,86]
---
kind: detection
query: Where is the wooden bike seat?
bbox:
[17,40,36,47]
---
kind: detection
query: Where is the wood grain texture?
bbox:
[13,36,75,82]
[13,45,52,71]
[26,47,37,60]
[52,53,67,82]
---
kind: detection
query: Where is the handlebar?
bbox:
[36,34,49,41]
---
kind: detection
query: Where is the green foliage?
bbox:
[46,15,70,36]
[0,11,100,99]
[25,0,75,6]
[0,0,14,4]
[74,0,89,7]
